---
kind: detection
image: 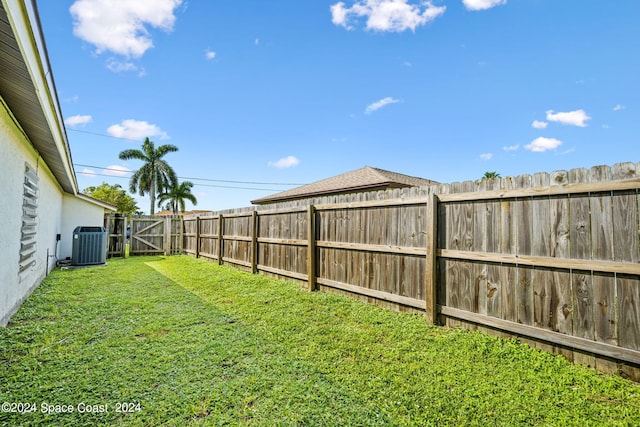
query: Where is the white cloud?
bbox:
[104,165,132,177]
[80,168,97,177]
[365,97,400,114]
[205,49,216,60]
[107,119,169,141]
[463,0,507,11]
[525,137,563,153]
[480,153,493,160]
[254,38,260,46]
[331,0,446,32]
[545,109,591,127]
[532,120,548,129]
[613,104,625,111]
[70,0,183,58]
[503,144,519,151]
[268,156,300,169]
[331,3,351,27]
[65,114,92,127]
[106,58,143,74]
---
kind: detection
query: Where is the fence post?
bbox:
[217,214,224,265]
[425,193,438,324]
[104,214,112,259]
[122,216,128,258]
[195,217,200,259]
[251,210,258,274]
[307,205,317,291]
[178,217,184,253]
[164,217,172,256]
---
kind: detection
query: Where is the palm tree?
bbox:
[118,137,178,215]
[157,181,198,214]
[482,171,502,180]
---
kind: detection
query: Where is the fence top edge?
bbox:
[438,177,640,203]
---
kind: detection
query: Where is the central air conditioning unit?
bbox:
[71,226,107,266]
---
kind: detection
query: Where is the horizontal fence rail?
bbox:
[134,162,640,378]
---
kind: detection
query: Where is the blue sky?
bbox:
[36,0,639,212]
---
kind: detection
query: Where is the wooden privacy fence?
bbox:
[166,162,640,377]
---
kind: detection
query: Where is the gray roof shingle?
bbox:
[251,166,438,204]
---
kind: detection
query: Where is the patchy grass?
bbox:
[0,255,638,426]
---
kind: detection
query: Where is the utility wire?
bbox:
[77,172,285,192]
[67,129,308,186]
[74,163,306,186]
[67,128,144,143]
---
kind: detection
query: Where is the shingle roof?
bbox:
[251,166,438,204]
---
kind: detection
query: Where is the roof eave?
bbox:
[0,0,77,194]
[76,193,117,211]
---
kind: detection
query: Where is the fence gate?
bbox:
[105,214,126,258]
[130,216,183,256]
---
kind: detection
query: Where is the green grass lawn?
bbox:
[1,256,638,426]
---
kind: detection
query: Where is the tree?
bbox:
[83,183,139,216]
[157,181,198,214]
[118,137,178,215]
[482,171,502,180]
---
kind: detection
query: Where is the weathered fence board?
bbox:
[515,174,533,326]
[105,214,126,258]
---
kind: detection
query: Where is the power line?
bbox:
[67,129,308,186]
[77,172,284,192]
[67,128,143,143]
[74,163,306,186]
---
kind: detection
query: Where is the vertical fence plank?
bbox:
[550,170,573,360]
[164,217,171,256]
[532,172,553,352]
[251,211,258,274]
[515,174,534,326]
[195,217,200,258]
[436,183,450,325]
[425,194,438,324]
[568,168,596,366]
[500,176,517,323]
[122,216,128,257]
[445,182,463,327]
[308,205,317,291]
[613,163,640,352]
[474,179,487,321]
[458,181,475,316]
[218,214,224,265]
[590,165,617,347]
[485,177,502,319]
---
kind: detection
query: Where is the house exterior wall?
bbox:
[0,99,64,326]
[60,194,107,261]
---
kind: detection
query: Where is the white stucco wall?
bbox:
[60,194,107,261]
[0,101,63,326]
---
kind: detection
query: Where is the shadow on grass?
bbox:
[1,255,639,426]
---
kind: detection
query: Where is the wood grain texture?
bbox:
[515,174,534,326]
[613,163,640,351]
